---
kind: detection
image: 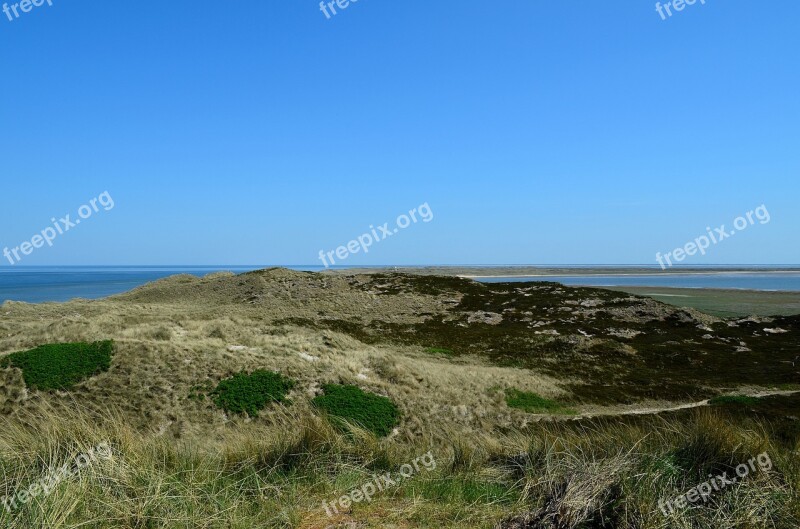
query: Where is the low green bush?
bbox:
[312,384,400,437]
[426,347,455,355]
[0,340,114,390]
[211,370,294,417]
[709,395,761,406]
[505,388,576,414]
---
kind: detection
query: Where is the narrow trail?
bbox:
[553,389,800,421]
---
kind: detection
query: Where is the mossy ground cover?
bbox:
[0,340,113,390]
[312,384,400,436]
[505,388,576,414]
[210,370,294,417]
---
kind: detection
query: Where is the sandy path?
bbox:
[562,389,800,420]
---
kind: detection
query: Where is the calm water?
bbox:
[0,266,314,303]
[1,266,799,303]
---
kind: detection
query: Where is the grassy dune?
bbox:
[0,269,798,528]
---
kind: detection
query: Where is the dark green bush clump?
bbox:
[312,384,400,437]
[0,340,114,390]
[709,395,762,406]
[505,388,576,414]
[211,370,294,417]
[426,347,455,356]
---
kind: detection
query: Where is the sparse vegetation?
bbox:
[210,370,294,417]
[0,340,113,390]
[150,326,173,341]
[312,384,400,436]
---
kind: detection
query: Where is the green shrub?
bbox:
[709,395,761,406]
[426,347,455,355]
[211,370,294,417]
[505,388,576,414]
[0,340,114,391]
[312,384,400,437]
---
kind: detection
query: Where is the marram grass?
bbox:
[0,405,797,529]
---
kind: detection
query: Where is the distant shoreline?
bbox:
[458,270,800,279]
[3,266,800,304]
[330,266,800,278]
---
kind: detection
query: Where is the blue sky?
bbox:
[1,0,798,266]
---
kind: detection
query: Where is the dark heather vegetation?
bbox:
[279,273,800,405]
[709,395,763,406]
[210,370,295,417]
[312,383,401,437]
[0,340,113,390]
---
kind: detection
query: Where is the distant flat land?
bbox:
[333,266,800,277]
[331,267,800,317]
[599,286,800,317]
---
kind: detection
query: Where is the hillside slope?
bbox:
[1,269,799,529]
[1,268,797,437]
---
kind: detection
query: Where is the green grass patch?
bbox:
[709,395,762,406]
[425,347,455,355]
[505,388,576,414]
[408,477,518,505]
[0,341,114,391]
[211,370,295,417]
[312,384,400,437]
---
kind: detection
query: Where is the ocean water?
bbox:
[1,266,799,304]
[0,266,310,303]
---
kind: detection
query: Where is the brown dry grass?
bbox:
[0,273,567,441]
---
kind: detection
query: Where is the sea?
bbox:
[1,265,799,304]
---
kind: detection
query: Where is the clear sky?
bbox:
[1,0,798,266]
